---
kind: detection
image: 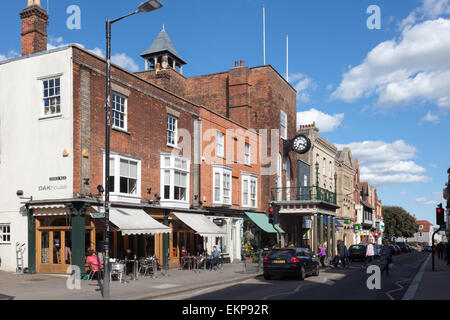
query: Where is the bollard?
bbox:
[242,252,247,273]
[258,250,262,272]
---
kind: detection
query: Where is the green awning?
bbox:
[245,212,285,234]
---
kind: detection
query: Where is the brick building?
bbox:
[0,1,294,273]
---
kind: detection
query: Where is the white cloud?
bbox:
[111,53,139,72]
[335,140,432,186]
[416,191,444,205]
[297,108,344,132]
[47,36,139,72]
[429,163,438,168]
[399,0,450,29]
[332,17,450,109]
[421,111,440,123]
[0,50,19,62]
[290,73,317,104]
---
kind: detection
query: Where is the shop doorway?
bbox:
[36,216,94,274]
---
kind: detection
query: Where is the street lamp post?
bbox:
[103,0,163,299]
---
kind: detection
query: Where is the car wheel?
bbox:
[313,264,320,276]
[298,266,306,281]
[264,274,272,280]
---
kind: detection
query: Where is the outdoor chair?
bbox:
[110,262,125,283]
[180,256,192,270]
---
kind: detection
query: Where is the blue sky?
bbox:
[1,0,449,223]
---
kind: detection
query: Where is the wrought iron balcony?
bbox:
[271,186,337,205]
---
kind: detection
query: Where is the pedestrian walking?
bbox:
[317,245,326,268]
[380,243,393,276]
[335,240,346,268]
[437,242,444,260]
[344,243,350,268]
[363,241,375,267]
[445,242,450,265]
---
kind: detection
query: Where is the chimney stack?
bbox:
[20,0,48,56]
[234,61,239,68]
[240,60,244,67]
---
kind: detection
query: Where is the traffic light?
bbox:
[268,205,275,225]
[268,202,280,225]
[436,203,445,226]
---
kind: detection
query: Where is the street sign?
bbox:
[92,212,105,219]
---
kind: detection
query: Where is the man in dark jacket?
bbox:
[334,240,346,268]
[380,243,393,276]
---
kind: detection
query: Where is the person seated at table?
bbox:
[86,249,103,272]
[181,246,189,258]
[119,248,134,276]
[208,246,220,268]
[195,244,205,257]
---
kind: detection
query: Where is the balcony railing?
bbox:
[271,186,337,205]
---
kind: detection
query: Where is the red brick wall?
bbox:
[72,47,199,203]
[185,64,297,211]
[199,107,261,211]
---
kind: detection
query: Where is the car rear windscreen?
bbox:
[268,249,296,259]
[350,245,365,250]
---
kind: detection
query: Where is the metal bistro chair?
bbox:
[88,263,104,281]
[110,261,125,283]
[139,257,157,278]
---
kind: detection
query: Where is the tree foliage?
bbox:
[382,206,419,239]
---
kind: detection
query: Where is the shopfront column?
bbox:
[68,201,90,276]
[332,217,336,258]
[163,210,169,270]
[312,214,317,251]
[27,208,36,274]
[327,216,331,258]
[319,214,323,248]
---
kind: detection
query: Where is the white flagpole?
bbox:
[263,5,266,65]
[286,34,289,82]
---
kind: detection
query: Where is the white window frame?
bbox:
[216,131,225,158]
[41,76,62,118]
[160,154,190,208]
[323,158,326,176]
[280,110,287,140]
[112,92,127,131]
[242,174,258,209]
[167,115,178,147]
[103,153,141,203]
[212,167,233,206]
[244,143,251,165]
[0,224,11,244]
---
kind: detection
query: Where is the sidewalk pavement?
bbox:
[412,255,450,300]
[0,262,262,300]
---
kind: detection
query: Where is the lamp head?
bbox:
[138,0,163,13]
[155,194,162,201]
[16,190,24,197]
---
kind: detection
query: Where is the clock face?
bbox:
[292,135,311,154]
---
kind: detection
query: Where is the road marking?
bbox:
[385,279,411,300]
[158,278,253,300]
[262,282,310,300]
[402,253,431,300]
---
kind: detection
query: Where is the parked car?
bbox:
[394,245,402,254]
[396,242,410,253]
[422,245,432,252]
[349,244,367,261]
[409,246,419,252]
[263,248,320,280]
[389,245,400,255]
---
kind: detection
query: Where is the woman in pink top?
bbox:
[86,249,104,271]
[317,246,326,267]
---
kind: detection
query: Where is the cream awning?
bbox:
[109,208,171,235]
[172,212,227,237]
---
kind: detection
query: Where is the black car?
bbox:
[349,244,367,261]
[263,248,320,280]
[389,245,400,255]
[396,242,410,253]
[422,245,432,252]
[394,245,402,254]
